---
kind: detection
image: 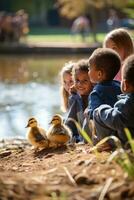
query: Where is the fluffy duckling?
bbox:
[26,117,49,151]
[46,114,72,147]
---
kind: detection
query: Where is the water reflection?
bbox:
[0,55,86,139]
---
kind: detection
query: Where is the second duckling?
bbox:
[46,114,72,147]
[26,117,49,151]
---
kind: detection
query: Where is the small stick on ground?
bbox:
[63,166,77,187]
[99,177,113,200]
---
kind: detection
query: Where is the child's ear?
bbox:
[98,70,102,78]
[122,79,129,93]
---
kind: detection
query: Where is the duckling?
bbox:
[46,114,72,147]
[26,117,49,151]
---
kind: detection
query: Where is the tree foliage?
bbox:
[0,0,55,15]
[57,0,129,19]
[122,0,134,18]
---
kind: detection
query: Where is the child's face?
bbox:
[63,72,74,94]
[121,66,134,93]
[88,64,104,83]
[74,70,92,95]
[121,79,134,93]
[105,39,125,61]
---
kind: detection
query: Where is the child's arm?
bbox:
[92,102,126,143]
[88,90,104,119]
[93,94,133,132]
[93,104,124,131]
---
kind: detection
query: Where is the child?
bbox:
[65,59,93,142]
[93,55,134,148]
[88,48,121,120]
[103,28,134,81]
[60,61,74,112]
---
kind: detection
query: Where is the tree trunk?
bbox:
[90,7,98,43]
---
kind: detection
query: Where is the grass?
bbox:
[27,27,106,44]
[107,128,134,178]
[71,117,134,178]
[26,27,134,45]
[51,192,67,200]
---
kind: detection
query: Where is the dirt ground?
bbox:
[0,139,134,200]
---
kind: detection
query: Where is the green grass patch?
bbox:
[108,129,134,178]
[28,27,106,44]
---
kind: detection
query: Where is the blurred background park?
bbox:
[0,0,134,139]
[0,0,134,44]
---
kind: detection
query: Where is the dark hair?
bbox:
[89,48,121,80]
[72,59,89,77]
[123,55,134,87]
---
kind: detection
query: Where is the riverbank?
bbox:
[0,138,134,200]
[0,42,101,55]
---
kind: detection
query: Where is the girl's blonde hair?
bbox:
[103,28,134,59]
[60,61,74,112]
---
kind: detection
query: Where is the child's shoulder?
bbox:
[91,80,121,96]
[112,80,120,86]
[93,80,120,90]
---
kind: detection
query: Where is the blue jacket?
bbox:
[65,93,88,142]
[93,93,134,145]
[88,80,121,119]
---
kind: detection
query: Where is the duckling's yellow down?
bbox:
[47,114,72,146]
[26,117,49,150]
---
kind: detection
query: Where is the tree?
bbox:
[57,0,129,42]
[0,0,55,25]
[122,0,134,18]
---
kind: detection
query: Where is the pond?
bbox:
[0,54,87,139]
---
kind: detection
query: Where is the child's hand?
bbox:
[84,107,89,118]
[69,85,77,94]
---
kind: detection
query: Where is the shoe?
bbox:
[90,141,112,153]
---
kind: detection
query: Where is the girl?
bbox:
[65,59,93,142]
[103,28,134,81]
[60,61,74,113]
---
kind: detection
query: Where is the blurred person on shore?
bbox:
[0,10,29,43]
[71,15,90,42]
[106,10,120,32]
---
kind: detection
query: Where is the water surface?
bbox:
[0,54,87,139]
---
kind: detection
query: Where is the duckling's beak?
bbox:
[25,124,29,128]
[49,120,52,125]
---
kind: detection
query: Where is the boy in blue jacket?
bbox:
[93,55,134,149]
[83,48,121,142]
[88,48,121,119]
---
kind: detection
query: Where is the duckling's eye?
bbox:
[29,118,35,121]
[29,120,37,124]
[53,118,59,121]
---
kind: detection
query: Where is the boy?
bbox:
[93,55,134,148]
[88,48,121,119]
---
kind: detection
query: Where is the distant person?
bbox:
[106,10,120,32]
[103,28,134,81]
[0,12,6,42]
[0,10,29,43]
[13,9,29,42]
[71,16,90,42]
[0,13,14,42]
[93,55,134,150]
